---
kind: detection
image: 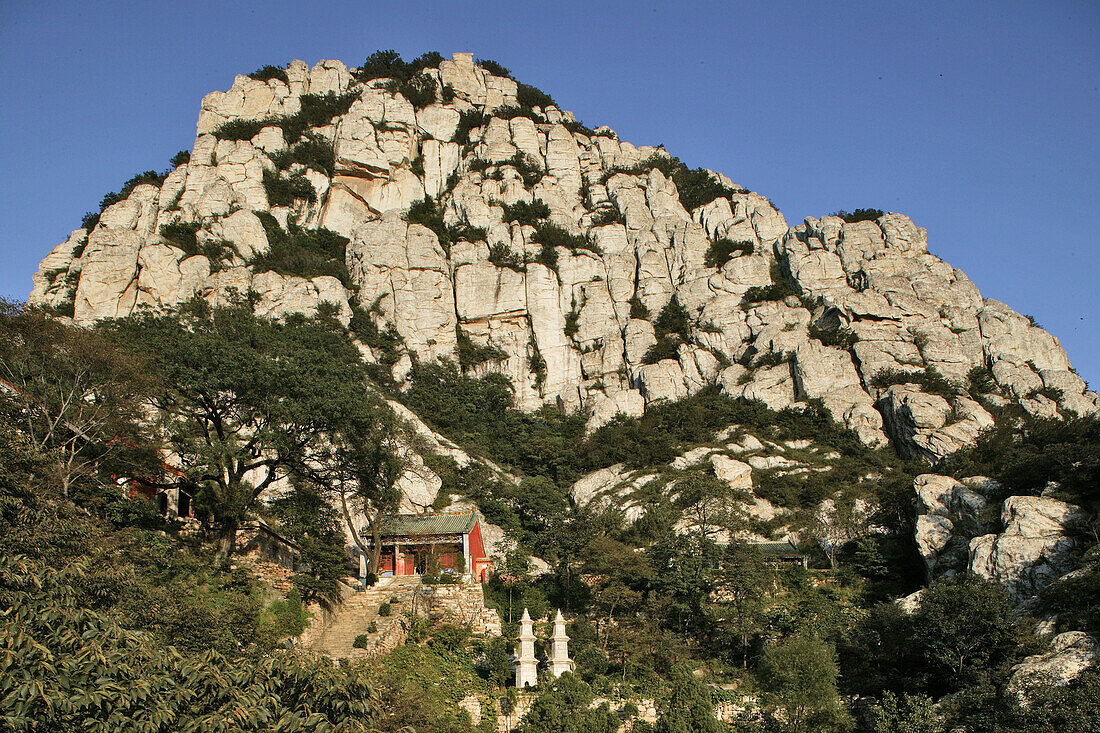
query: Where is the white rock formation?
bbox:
[29,52,1097,462]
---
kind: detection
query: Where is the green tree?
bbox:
[655,664,722,733]
[914,573,1022,692]
[867,692,940,733]
[760,635,851,733]
[515,673,618,733]
[107,298,370,565]
[713,541,768,667]
[0,301,157,499]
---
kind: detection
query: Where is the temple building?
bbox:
[368,511,493,581]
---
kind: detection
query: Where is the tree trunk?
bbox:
[214,517,238,567]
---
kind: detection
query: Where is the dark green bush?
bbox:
[704,238,753,268]
[269,133,335,177]
[169,150,191,168]
[654,296,691,340]
[212,118,268,141]
[562,119,596,137]
[456,327,508,371]
[350,304,403,367]
[280,92,358,140]
[357,49,442,83]
[353,633,369,648]
[530,222,600,255]
[502,199,550,226]
[489,243,525,271]
[159,222,201,252]
[590,206,624,226]
[603,153,748,212]
[509,152,544,188]
[249,212,350,285]
[966,365,997,396]
[378,602,392,617]
[517,82,555,109]
[383,73,438,110]
[248,64,289,85]
[871,367,959,398]
[476,58,512,78]
[743,264,796,304]
[809,323,858,350]
[642,336,682,365]
[453,110,489,145]
[832,209,884,223]
[629,295,650,320]
[263,169,317,207]
[493,105,541,122]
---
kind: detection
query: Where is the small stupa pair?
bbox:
[513,608,575,687]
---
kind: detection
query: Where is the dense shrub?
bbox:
[562,119,596,137]
[249,211,350,285]
[516,81,555,109]
[642,336,682,365]
[629,295,650,320]
[509,151,545,188]
[530,222,600,255]
[808,323,858,350]
[349,304,403,368]
[502,199,551,226]
[488,243,525,271]
[870,367,959,398]
[476,58,512,78]
[743,265,796,304]
[382,73,438,109]
[262,169,317,206]
[832,208,884,223]
[966,365,997,396]
[269,132,335,177]
[169,150,191,168]
[453,109,489,145]
[456,327,508,370]
[590,205,624,226]
[378,602,391,617]
[603,152,748,212]
[704,237,753,267]
[248,64,289,85]
[356,49,443,83]
[213,91,359,142]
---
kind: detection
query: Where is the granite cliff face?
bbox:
[30,53,1097,462]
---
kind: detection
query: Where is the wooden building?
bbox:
[371,512,493,582]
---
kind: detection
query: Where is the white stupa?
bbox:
[548,609,575,678]
[513,608,539,687]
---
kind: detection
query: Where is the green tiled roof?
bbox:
[753,539,804,556]
[378,512,477,537]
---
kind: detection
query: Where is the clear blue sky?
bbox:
[2,1,1096,385]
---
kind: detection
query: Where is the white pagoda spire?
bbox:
[548,609,575,678]
[513,608,538,687]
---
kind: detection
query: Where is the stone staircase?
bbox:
[309,576,422,659]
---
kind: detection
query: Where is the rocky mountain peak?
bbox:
[29,51,1098,462]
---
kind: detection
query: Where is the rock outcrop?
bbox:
[30,52,1098,460]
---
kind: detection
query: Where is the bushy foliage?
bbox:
[589,205,625,226]
[530,222,599,255]
[603,152,748,212]
[870,366,959,398]
[509,151,545,188]
[80,160,180,231]
[475,58,512,78]
[169,150,191,168]
[515,673,618,733]
[262,168,317,206]
[0,555,378,731]
[269,132,336,177]
[703,237,753,268]
[247,63,289,84]
[501,198,550,226]
[808,322,858,350]
[453,109,489,145]
[250,211,350,285]
[456,327,508,371]
[832,208,884,223]
[742,264,796,303]
[516,81,555,109]
[488,243,526,271]
[213,91,359,142]
[349,303,403,369]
